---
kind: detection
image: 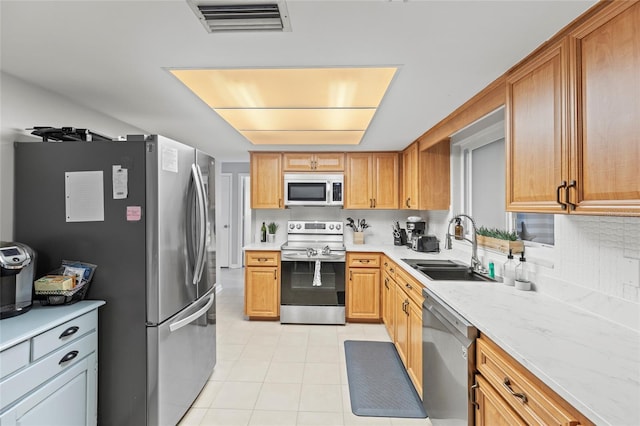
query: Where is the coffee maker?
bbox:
[406,221,426,246]
[0,242,36,319]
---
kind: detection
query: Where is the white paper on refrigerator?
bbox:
[65,171,105,222]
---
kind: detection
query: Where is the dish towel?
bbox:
[312,260,322,286]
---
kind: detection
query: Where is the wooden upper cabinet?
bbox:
[250,152,283,209]
[373,153,399,209]
[402,143,419,209]
[345,152,398,209]
[282,152,345,172]
[506,1,640,216]
[419,139,451,210]
[506,39,569,214]
[568,1,640,215]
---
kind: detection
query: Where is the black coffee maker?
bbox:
[406,221,426,247]
[0,242,36,319]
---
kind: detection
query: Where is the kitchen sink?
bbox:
[401,258,495,282]
[416,268,493,282]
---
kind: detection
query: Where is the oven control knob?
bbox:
[289,223,295,229]
[295,224,302,229]
[329,224,334,230]
[336,224,341,230]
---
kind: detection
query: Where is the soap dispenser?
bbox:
[454,218,463,240]
[502,249,516,286]
[515,253,531,290]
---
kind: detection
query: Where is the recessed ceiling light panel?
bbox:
[170,67,398,145]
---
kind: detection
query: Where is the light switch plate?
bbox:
[621,258,640,287]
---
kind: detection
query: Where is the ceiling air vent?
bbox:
[187,0,291,33]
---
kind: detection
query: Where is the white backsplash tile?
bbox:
[253,208,640,329]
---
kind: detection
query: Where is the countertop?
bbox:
[245,242,640,425]
[0,300,106,351]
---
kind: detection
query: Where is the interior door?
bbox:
[219,173,232,268]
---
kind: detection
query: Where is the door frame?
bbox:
[219,173,232,268]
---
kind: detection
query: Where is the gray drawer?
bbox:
[31,310,97,361]
[0,330,97,411]
[0,341,30,380]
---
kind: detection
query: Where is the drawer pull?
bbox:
[358,259,370,264]
[503,377,528,403]
[405,283,413,290]
[59,326,80,339]
[258,258,268,262]
[59,350,79,365]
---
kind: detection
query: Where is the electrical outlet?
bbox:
[621,258,640,287]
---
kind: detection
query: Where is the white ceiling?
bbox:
[0,0,595,161]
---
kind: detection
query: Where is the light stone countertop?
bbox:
[244,242,640,425]
[0,300,106,351]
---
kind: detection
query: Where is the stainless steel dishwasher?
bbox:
[422,287,477,426]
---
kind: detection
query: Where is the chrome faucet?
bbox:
[444,214,485,273]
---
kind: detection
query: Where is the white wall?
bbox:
[0,72,145,240]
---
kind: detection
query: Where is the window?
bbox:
[452,108,554,247]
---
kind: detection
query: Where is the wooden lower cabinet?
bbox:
[474,374,526,426]
[244,251,280,319]
[407,299,423,396]
[381,271,395,340]
[346,267,381,321]
[393,286,410,367]
[474,335,594,426]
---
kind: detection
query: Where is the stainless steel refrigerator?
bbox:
[14,135,216,426]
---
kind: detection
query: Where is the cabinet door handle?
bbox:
[385,280,389,289]
[406,198,411,208]
[373,198,376,208]
[556,181,567,210]
[274,269,277,280]
[349,270,353,281]
[369,198,373,208]
[59,326,79,339]
[470,382,479,408]
[503,377,528,403]
[390,268,394,273]
[278,198,282,208]
[566,180,577,210]
[59,350,79,365]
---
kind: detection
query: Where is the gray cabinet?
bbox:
[0,302,103,426]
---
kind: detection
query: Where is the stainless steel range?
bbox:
[280,220,346,325]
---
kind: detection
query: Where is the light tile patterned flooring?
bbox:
[179,268,432,426]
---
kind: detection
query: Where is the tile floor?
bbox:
[179,268,432,426]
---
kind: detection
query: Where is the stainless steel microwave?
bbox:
[284,173,343,206]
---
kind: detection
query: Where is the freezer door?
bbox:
[147,287,216,426]
[196,151,216,298]
[146,136,197,324]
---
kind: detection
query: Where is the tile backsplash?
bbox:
[254,209,640,330]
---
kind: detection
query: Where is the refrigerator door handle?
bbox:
[168,293,214,333]
[191,164,206,285]
[194,164,208,283]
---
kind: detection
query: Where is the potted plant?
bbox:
[476,226,524,254]
[346,217,370,244]
[267,222,279,243]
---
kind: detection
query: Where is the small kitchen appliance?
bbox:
[406,220,426,246]
[411,235,440,253]
[280,220,346,324]
[284,173,344,207]
[0,242,35,319]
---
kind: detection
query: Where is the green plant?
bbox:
[267,222,279,234]
[477,226,518,241]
